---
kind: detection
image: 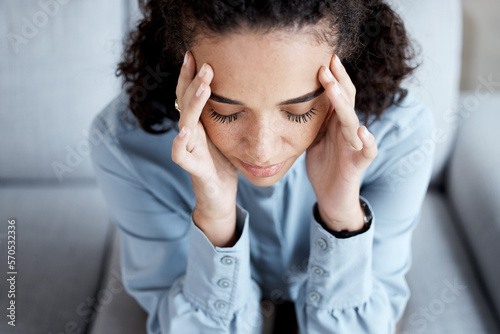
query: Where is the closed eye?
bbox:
[208,109,240,124]
[208,108,318,125]
[285,108,317,124]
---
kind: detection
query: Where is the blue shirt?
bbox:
[90,92,435,334]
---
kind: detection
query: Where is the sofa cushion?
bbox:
[399,190,499,334]
[446,92,500,320]
[0,184,111,334]
[0,0,125,180]
[87,225,148,334]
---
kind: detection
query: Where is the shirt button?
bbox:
[218,278,231,289]
[316,238,328,250]
[221,256,235,265]
[309,291,321,303]
[214,300,227,310]
[311,265,325,276]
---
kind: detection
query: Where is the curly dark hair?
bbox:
[117,0,417,134]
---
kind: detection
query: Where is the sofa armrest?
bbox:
[446,92,500,318]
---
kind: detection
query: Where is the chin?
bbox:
[243,173,284,187]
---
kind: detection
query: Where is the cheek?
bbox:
[297,119,325,146]
[201,117,239,153]
[296,106,330,145]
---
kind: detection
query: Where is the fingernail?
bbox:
[198,64,206,78]
[335,55,342,66]
[183,51,188,66]
[196,83,205,97]
[363,126,370,136]
[179,127,186,138]
[334,82,341,95]
[324,67,334,80]
[352,141,363,151]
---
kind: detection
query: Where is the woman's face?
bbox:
[191,30,334,187]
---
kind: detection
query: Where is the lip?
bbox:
[239,159,286,178]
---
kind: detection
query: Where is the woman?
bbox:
[90,0,434,333]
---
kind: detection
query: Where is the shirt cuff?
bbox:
[306,197,375,310]
[183,203,253,319]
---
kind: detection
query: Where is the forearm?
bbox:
[317,199,365,232]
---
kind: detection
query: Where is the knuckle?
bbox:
[175,88,182,103]
[171,150,180,164]
[326,84,341,103]
[186,98,197,112]
[342,116,356,129]
[172,149,185,166]
[325,80,337,94]
[349,115,360,127]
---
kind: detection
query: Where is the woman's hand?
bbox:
[172,51,239,247]
[306,54,378,232]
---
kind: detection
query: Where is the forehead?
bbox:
[190,30,333,107]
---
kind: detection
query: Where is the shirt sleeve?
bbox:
[294,105,435,333]
[90,121,263,334]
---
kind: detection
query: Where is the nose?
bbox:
[243,118,280,165]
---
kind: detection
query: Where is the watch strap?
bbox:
[313,197,373,239]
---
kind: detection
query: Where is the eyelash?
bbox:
[209,109,239,124]
[286,108,317,124]
[208,108,318,124]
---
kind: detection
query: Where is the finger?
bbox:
[175,51,195,104]
[171,126,198,174]
[172,126,190,165]
[354,126,378,169]
[319,65,363,151]
[330,54,356,104]
[179,63,214,152]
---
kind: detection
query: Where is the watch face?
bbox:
[359,197,373,226]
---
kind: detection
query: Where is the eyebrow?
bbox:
[209,87,325,106]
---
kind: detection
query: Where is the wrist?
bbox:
[193,205,238,247]
[317,200,365,232]
[314,197,372,238]
[314,176,363,227]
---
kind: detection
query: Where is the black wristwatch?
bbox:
[313,197,373,239]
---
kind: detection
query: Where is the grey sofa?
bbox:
[1,0,499,333]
